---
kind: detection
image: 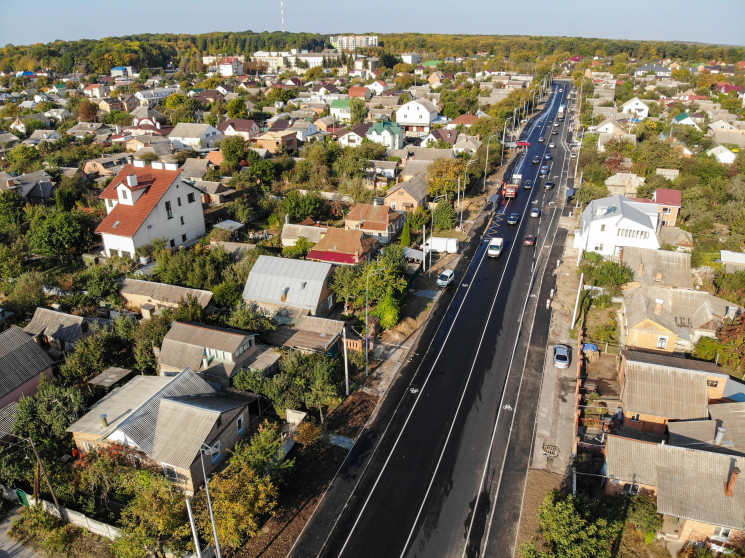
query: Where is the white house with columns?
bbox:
[96,162,206,258]
[574,195,660,259]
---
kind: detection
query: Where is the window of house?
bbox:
[600,224,605,232]
[657,336,668,349]
[713,527,731,541]
[211,441,222,464]
[622,483,639,495]
[165,201,173,219]
[188,192,195,203]
[707,379,719,388]
[83,441,94,453]
[121,189,128,200]
[177,197,182,207]
[237,414,245,434]
[162,463,178,481]
[181,234,187,242]
[170,239,175,247]
[180,216,185,225]
[630,413,641,422]
[662,207,671,214]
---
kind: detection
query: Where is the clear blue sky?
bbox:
[1,0,743,48]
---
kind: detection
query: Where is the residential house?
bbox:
[130,107,168,127]
[622,286,743,353]
[263,315,345,357]
[673,112,700,129]
[594,119,626,135]
[421,128,459,148]
[10,113,50,135]
[134,87,178,106]
[652,188,682,227]
[0,170,57,205]
[84,84,109,98]
[604,435,745,551]
[217,119,260,141]
[721,250,745,273]
[396,99,439,138]
[120,278,213,316]
[574,195,660,258]
[367,80,390,95]
[617,349,727,433]
[281,222,328,247]
[255,130,298,154]
[96,163,206,258]
[605,172,645,197]
[453,135,482,155]
[0,326,54,415]
[241,255,336,320]
[330,99,352,123]
[384,175,429,211]
[24,129,60,147]
[655,168,680,181]
[157,321,279,387]
[667,402,745,454]
[169,123,222,149]
[289,120,318,142]
[218,57,243,77]
[344,203,405,245]
[707,145,736,165]
[24,308,92,354]
[446,114,479,129]
[366,120,404,150]
[83,153,133,177]
[633,64,672,77]
[66,369,258,494]
[348,86,372,101]
[0,132,20,152]
[306,228,379,265]
[337,123,372,148]
[66,122,111,138]
[99,98,126,114]
[621,97,649,120]
[658,226,695,252]
[192,180,236,205]
[619,247,692,289]
[179,158,211,181]
[314,116,338,132]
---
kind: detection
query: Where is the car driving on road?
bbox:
[507,212,520,225]
[549,142,556,148]
[538,136,544,143]
[540,165,549,175]
[532,155,540,164]
[524,179,533,189]
[436,269,455,288]
[523,235,537,246]
[544,154,552,160]
[544,181,555,190]
[530,207,541,218]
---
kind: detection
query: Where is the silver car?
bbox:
[553,344,570,368]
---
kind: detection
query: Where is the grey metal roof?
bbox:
[622,354,711,419]
[620,247,692,289]
[24,307,87,344]
[180,157,210,178]
[87,367,132,388]
[0,401,19,437]
[724,378,745,403]
[622,349,726,375]
[281,223,328,244]
[120,278,213,308]
[151,392,253,469]
[159,321,253,374]
[242,255,332,312]
[67,375,172,436]
[0,326,54,399]
[668,420,721,450]
[582,194,656,228]
[605,435,745,529]
[386,174,428,202]
[169,123,217,139]
[709,403,745,454]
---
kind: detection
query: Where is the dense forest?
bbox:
[1,31,743,76]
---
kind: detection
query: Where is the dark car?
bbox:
[507,212,520,225]
[544,181,555,190]
[538,136,545,143]
[532,155,540,164]
[524,179,533,189]
[551,129,558,135]
[524,235,537,246]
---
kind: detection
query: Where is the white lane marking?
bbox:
[398,185,540,558]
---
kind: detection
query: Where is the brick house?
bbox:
[344,203,406,245]
[306,228,379,265]
[120,278,213,317]
[66,369,259,494]
[384,175,428,211]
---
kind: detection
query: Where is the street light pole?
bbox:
[200,444,222,558]
[365,267,388,377]
[460,159,476,229]
[483,134,498,192]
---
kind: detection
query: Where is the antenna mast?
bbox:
[281,0,285,32]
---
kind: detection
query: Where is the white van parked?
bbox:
[487,237,504,257]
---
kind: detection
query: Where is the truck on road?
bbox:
[558,104,566,117]
[503,183,518,198]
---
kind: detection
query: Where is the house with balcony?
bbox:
[95,163,206,259]
[344,203,405,245]
[395,99,439,138]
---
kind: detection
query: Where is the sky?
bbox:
[1,0,744,48]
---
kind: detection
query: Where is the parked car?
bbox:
[553,344,570,368]
[530,207,541,218]
[507,212,520,225]
[436,269,455,288]
[524,235,537,246]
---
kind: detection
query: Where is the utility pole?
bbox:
[342,326,350,396]
[28,438,64,521]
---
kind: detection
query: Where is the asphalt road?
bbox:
[290,81,574,558]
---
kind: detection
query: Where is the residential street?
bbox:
[290,82,575,558]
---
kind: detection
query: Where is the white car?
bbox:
[487,237,504,257]
[549,142,556,148]
[553,344,570,368]
[436,269,455,287]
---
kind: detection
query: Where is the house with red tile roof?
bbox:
[348,86,372,100]
[447,114,479,129]
[218,57,243,77]
[95,163,206,258]
[653,188,682,227]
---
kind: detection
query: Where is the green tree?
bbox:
[350,98,367,124]
[113,470,191,558]
[226,98,248,119]
[372,287,400,329]
[432,200,457,230]
[227,303,276,337]
[8,271,46,315]
[231,420,295,483]
[282,236,315,258]
[281,190,324,221]
[221,135,247,167]
[716,315,745,377]
[6,144,41,174]
[400,220,411,247]
[27,207,96,258]
[426,158,467,198]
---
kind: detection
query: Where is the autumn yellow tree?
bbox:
[426,158,467,199]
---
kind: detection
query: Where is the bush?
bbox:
[627,493,663,535]
[295,421,323,447]
[593,293,612,310]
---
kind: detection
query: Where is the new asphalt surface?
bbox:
[290,81,575,558]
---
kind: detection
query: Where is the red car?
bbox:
[524,235,537,246]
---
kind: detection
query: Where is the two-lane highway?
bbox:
[290,81,573,558]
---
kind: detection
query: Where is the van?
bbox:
[487,237,504,257]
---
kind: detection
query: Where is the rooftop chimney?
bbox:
[126,174,138,187]
[133,159,146,168]
[101,414,108,428]
[715,426,726,446]
[725,467,740,497]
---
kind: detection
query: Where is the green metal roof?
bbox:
[368,120,402,135]
[331,99,351,108]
